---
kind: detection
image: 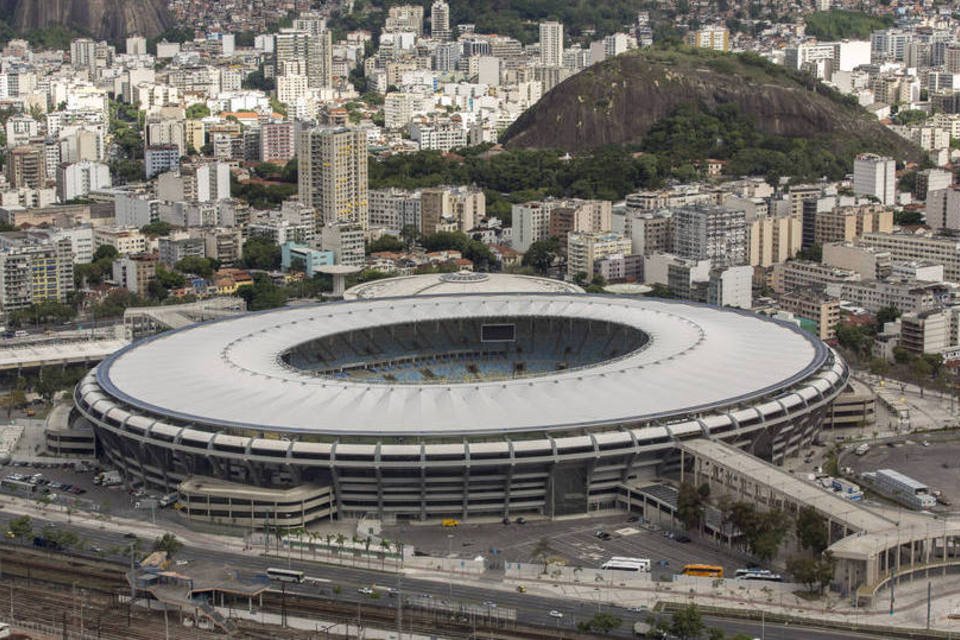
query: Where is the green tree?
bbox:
[795,505,829,553]
[237,273,287,310]
[521,238,560,275]
[676,482,708,531]
[577,611,622,634]
[93,245,119,262]
[726,502,790,561]
[875,305,900,329]
[0,389,26,419]
[368,235,405,253]
[175,256,217,278]
[153,533,184,558]
[786,552,835,594]
[185,103,210,119]
[8,515,32,541]
[670,604,705,640]
[141,221,174,237]
[804,10,894,40]
[243,236,282,270]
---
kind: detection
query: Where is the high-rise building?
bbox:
[925,186,960,232]
[320,222,365,266]
[56,161,111,202]
[298,127,369,232]
[386,5,425,35]
[275,30,333,89]
[853,154,896,205]
[260,122,296,164]
[431,1,451,41]
[539,21,564,67]
[5,145,47,189]
[145,144,181,179]
[685,26,729,52]
[567,232,631,278]
[0,235,75,311]
[672,205,747,267]
[125,36,147,56]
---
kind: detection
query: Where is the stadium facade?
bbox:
[74,294,847,528]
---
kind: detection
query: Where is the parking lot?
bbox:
[846,435,960,509]
[383,514,753,579]
[0,461,182,524]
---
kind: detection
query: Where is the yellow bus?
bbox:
[681,564,724,578]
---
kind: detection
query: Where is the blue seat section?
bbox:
[280,316,647,383]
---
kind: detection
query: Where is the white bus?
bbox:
[266,567,304,583]
[601,557,651,572]
[735,568,783,582]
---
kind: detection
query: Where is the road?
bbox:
[0,512,891,640]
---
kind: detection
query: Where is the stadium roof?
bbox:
[97,294,829,437]
[343,272,584,299]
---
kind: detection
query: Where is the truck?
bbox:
[95,470,122,487]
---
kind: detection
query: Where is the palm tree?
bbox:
[531,537,554,574]
[379,538,391,570]
[325,533,333,558]
[364,537,372,568]
[393,540,404,567]
[335,533,346,562]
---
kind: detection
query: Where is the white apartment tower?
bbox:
[275,29,333,89]
[853,154,896,206]
[431,1,452,41]
[672,205,747,268]
[539,21,564,67]
[298,127,369,232]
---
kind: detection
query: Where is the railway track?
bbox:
[0,545,602,639]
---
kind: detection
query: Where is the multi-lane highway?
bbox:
[0,511,894,640]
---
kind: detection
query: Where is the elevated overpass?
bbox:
[0,331,129,372]
[679,439,956,604]
[123,297,245,338]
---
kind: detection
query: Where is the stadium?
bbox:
[73,293,848,528]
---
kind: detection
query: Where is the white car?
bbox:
[548,610,563,618]
[357,587,375,595]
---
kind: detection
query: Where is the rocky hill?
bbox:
[0,0,173,42]
[502,48,922,163]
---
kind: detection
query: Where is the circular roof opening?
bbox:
[280,315,649,384]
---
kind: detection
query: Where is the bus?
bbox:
[681,564,724,578]
[0,478,36,494]
[601,557,651,572]
[735,568,783,582]
[266,568,304,583]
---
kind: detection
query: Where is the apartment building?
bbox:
[111,253,158,295]
[0,235,74,312]
[822,243,892,280]
[94,226,148,255]
[780,290,840,340]
[814,205,893,245]
[748,213,802,268]
[320,222,365,267]
[771,260,861,295]
[567,232,631,279]
[859,232,960,282]
[835,279,940,314]
[298,127,368,232]
[900,308,953,355]
[685,26,729,52]
[260,122,296,164]
[5,145,47,189]
[853,154,896,205]
[672,205,747,268]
